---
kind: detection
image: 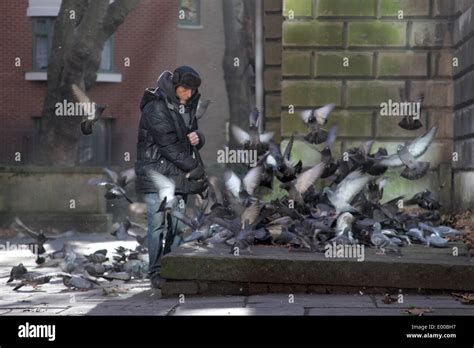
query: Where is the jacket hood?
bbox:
[139,71,178,111]
[139,70,200,111]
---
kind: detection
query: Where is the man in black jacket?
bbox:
[135,66,208,288]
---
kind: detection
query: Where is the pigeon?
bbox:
[231,108,274,154]
[72,84,108,135]
[425,233,449,248]
[12,217,53,255]
[298,103,335,144]
[367,178,387,206]
[418,222,464,238]
[280,162,326,205]
[398,88,424,131]
[405,190,441,210]
[63,273,100,290]
[7,264,28,283]
[406,228,428,244]
[13,271,71,291]
[224,166,262,206]
[148,170,179,211]
[101,272,132,282]
[370,223,401,255]
[84,249,108,264]
[335,212,356,235]
[319,125,339,178]
[171,206,213,244]
[373,126,437,180]
[110,217,147,248]
[84,263,108,277]
[323,170,373,214]
[88,168,135,204]
[266,136,303,183]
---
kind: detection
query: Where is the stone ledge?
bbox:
[161,243,473,297]
[0,213,112,233]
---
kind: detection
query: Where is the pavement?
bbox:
[0,233,473,316]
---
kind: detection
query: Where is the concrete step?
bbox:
[160,242,474,296]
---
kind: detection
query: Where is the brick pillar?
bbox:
[453,2,474,211]
[264,0,283,142]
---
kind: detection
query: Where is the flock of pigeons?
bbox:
[5,87,467,292]
[7,217,149,291]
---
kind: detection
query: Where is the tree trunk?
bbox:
[39,0,140,166]
[222,0,256,141]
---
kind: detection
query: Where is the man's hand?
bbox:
[187,132,200,146]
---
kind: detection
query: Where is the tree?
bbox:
[39,0,140,165]
[222,0,256,141]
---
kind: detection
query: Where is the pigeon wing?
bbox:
[315,103,335,125]
[259,132,274,143]
[295,162,325,194]
[231,125,251,145]
[299,109,313,124]
[243,166,263,195]
[103,168,119,184]
[148,170,176,202]
[408,126,437,158]
[224,170,242,198]
[241,202,261,227]
[335,170,372,204]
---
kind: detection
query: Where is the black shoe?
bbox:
[150,274,167,289]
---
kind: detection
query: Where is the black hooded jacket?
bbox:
[135,71,205,194]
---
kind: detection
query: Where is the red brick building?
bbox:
[0,0,230,166]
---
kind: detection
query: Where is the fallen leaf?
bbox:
[451,293,474,305]
[382,293,397,304]
[404,308,433,316]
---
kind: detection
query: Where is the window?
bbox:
[32,18,114,72]
[99,37,114,72]
[32,17,54,70]
[178,0,201,27]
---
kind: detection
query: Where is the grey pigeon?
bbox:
[398,88,424,131]
[280,162,326,204]
[148,170,179,211]
[88,168,135,203]
[72,84,108,135]
[231,108,274,153]
[7,264,28,283]
[323,170,373,213]
[224,166,262,205]
[12,217,53,255]
[370,223,401,255]
[84,249,108,264]
[405,190,441,210]
[63,273,99,290]
[374,126,437,180]
[13,271,70,291]
[298,103,335,144]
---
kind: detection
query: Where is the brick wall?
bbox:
[264,0,284,142]
[453,1,474,210]
[278,0,466,208]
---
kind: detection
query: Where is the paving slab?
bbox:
[373,295,471,309]
[247,294,376,308]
